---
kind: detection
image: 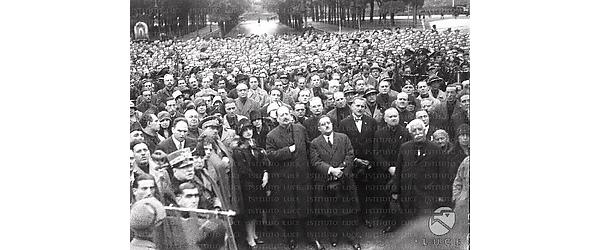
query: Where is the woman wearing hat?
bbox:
[156,111,171,141]
[230,120,268,249]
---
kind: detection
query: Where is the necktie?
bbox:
[327,137,333,147]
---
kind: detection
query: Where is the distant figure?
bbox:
[258,17,260,23]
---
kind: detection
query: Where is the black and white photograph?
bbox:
[129,0,470,249]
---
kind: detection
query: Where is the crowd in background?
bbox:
[130,27,470,250]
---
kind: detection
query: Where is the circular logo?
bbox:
[428,207,456,236]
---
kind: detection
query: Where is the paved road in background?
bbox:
[225,20,303,37]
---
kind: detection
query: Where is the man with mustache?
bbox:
[265,106,320,250]
[388,119,450,233]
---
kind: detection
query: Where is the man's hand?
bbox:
[222,156,230,164]
[266,190,271,196]
[330,167,344,178]
[289,144,296,153]
[392,194,398,200]
[388,166,396,176]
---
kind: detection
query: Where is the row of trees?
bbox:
[262,0,427,30]
[130,0,251,39]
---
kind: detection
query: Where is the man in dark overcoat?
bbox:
[338,97,378,228]
[389,119,451,233]
[265,106,315,249]
[309,115,362,250]
[373,107,412,233]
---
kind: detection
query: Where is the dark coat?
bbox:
[326,106,351,129]
[373,125,412,187]
[302,115,321,141]
[231,139,268,217]
[156,137,197,155]
[265,124,313,219]
[252,124,270,149]
[338,115,378,162]
[309,132,360,217]
[392,140,451,218]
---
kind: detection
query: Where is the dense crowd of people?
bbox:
[130,27,470,250]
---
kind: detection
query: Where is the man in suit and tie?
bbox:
[309,115,362,250]
[156,117,197,155]
[234,83,260,118]
[388,119,451,232]
[338,97,378,228]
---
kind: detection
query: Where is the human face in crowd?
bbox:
[371,69,381,78]
[379,81,390,94]
[196,103,207,115]
[142,91,152,102]
[276,106,293,126]
[396,93,409,109]
[433,133,449,148]
[402,84,415,95]
[409,123,426,142]
[184,110,199,128]
[355,80,366,92]
[217,88,228,100]
[172,121,189,142]
[318,116,333,136]
[226,75,235,85]
[242,127,254,139]
[333,92,347,108]
[133,143,150,166]
[177,79,187,89]
[310,75,321,88]
[149,114,160,131]
[273,81,283,90]
[415,110,430,126]
[249,77,259,90]
[188,78,198,89]
[459,94,470,111]
[328,81,340,92]
[160,118,170,129]
[458,132,470,148]
[298,90,310,104]
[130,131,144,144]
[351,98,366,117]
[130,150,135,169]
[297,78,307,89]
[269,89,282,102]
[133,179,156,201]
[366,92,377,104]
[383,108,399,126]
[421,99,433,112]
[173,163,195,181]
[130,106,136,117]
[143,82,154,92]
[232,67,240,76]
[236,84,249,98]
[177,187,200,209]
[309,99,324,116]
[417,82,429,96]
[324,94,334,108]
[446,87,457,102]
[201,77,212,88]
[217,79,227,89]
[164,74,175,88]
[166,101,177,114]
[294,103,306,118]
[225,102,237,117]
[203,125,219,138]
